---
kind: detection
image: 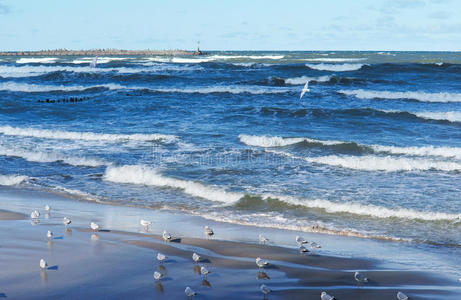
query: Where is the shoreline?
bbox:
[0,49,199,56]
[0,188,460,299]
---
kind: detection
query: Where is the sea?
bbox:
[0,51,460,269]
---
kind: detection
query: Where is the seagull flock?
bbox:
[28,204,456,299]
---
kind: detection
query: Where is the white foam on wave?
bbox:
[154,86,288,95]
[240,134,461,159]
[414,111,461,123]
[0,174,29,186]
[171,57,214,63]
[304,58,367,62]
[268,150,461,172]
[339,89,461,103]
[285,75,331,85]
[16,57,58,64]
[103,165,243,204]
[71,57,128,64]
[0,125,177,143]
[210,55,284,60]
[0,82,125,92]
[0,146,106,167]
[239,134,342,147]
[306,63,366,72]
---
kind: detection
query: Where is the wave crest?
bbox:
[306,63,366,71]
[339,89,461,103]
[0,174,29,186]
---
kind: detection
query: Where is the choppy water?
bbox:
[0,51,460,251]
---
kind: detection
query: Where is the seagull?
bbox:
[259,234,269,244]
[153,271,164,281]
[260,284,271,299]
[299,245,309,253]
[310,241,321,249]
[458,277,461,283]
[192,252,201,263]
[140,219,152,227]
[320,291,336,300]
[204,226,214,236]
[46,230,53,240]
[30,210,40,219]
[200,266,210,278]
[296,235,308,245]
[354,271,368,283]
[185,286,196,299]
[299,80,310,99]
[44,205,51,212]
[162,230,172,242]
[397,291,409,300]
[40,259,47,270]
[157,252,167,264]
[256,257,269,269]
[63,217,71,226]
[90,222,100,232]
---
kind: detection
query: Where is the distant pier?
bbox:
[0,49,201,56]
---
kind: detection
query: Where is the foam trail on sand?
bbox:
[0,126,177,143]
[306,63,366,71]
[0,174,29,186]
[339,89,461,103]
[267,150,461,172]
[103,165,243,203]
[0,146,106,167]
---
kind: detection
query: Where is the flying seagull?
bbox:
[300,80,310,99]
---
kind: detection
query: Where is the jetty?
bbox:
[0,49,200,56]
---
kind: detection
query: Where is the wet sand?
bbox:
[0,206,459,300]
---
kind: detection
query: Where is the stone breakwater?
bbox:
[0,49,197,56]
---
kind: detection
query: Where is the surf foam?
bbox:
[285,75,331,85]
[0,174,28,186]
[339,89,461,103]
[0,82,125,92]
[16,57,57,64]
[304,58,367,62]
[414,111,461,122]
[306,63,366,72]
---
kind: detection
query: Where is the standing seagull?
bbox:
[259,234,269,244]
[40,259,47,270]
[162,230,172,242]
[260,284,271,299]
[204,226,214,236]
[192,252,201,264]
[299,80,310,99]
[256,257,269,269]
[30,210,40,219]
[46,230,53,240]
[296,235,308,245]
[157,252,167,264]
[140,219,152,230]
[320,291,336,300]
[44,205,51,212]
[200,266,210,279]
[397,291,409,300]
[90,222,100,232]
[63,217,71,226]
[354,271,368,283]
[185,286,196,299]
[153,271,164,281]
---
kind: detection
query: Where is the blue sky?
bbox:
[0,0,460,51]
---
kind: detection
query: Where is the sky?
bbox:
[0,0,460,51]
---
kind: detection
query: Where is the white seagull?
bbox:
[192,252,201,263]
[63,217,71,226]
[44,205,51,212]
[140,219,152,227]
[296,235,308,245]
[157,252,167,263]
[39,259,47,270]
[256,257,269,269]
[260,284,271,298]
[30,210,40,219]
[354,271,368,283]
[310,241,321,249]
[300,80,310,99]
[46,230,53,240]
[90,222,100,232]
[299,245,309,253]
[397,291,409,300]
[200,266,210,278]
[321,291,335,300]
[259,234,269,244]
[162,230,172,242]
[185,286,196,299]
[204,226,214,236]
[153,271,164,281]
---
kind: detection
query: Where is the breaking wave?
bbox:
[152,86,288,95]
[103,165,244,203]
[16,57,57,64]
[0,174,29,186]
[285,75,331,85]
[0,146,106,167]
[414,111,461,123]
[0,125,177,143]
[304,58,367,62]
[306,63,366,72]
[0,82,125,92]
[239,134,343,147]
[339,89,461,103]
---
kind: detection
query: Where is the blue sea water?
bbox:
[0,52,460,258]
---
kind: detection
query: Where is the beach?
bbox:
[0,188,460,299]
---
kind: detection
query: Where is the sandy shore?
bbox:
[1,198,460,300]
